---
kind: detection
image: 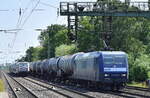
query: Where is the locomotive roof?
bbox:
[74,51,126,59]
[100,51,126,55]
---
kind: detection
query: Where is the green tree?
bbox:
[77,16,103,52]
[38,24,68,58]
[24,47,35,62]
[128,54,150,82]
[132,65,148,82]
[17,46,44,62]
[55,44,77,56]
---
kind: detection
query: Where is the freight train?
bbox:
[10,51,128,90]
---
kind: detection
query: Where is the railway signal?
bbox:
[60,1,150,50]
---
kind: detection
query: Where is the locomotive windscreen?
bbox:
[19,63,28,66]
[103,54,127,72]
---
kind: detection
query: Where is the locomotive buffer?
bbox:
[60,1,150,50]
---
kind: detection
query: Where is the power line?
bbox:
[39,1,58,9]
[8,0,42,60]
[0,8,44,12]
[10,0,31,54]
[16,0,22,28]
[10,0,56,57]
[16,0,34,28]
[3,0,47,59]
[21,0,41,29]
[0,9,9,11]
[11,0,41,49]
[38,1,59,17]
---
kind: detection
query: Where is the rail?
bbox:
[24,77,94,98]
[3,72,38,98]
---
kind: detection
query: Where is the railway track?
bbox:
[126,86,149,92]
[26,76,150,98]
[23,77,94,98]
[4,72,150,98]
[119,86,150,98]
[3,72,38,98]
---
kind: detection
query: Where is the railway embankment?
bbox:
[0,71,5,92]
[127,82,149,88]
[0,79,4,92]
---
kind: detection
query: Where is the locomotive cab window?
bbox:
[114,56,126,67]
[103,55,126,67]
[103,57,114,65]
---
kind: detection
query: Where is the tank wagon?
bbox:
[30,51,128,90]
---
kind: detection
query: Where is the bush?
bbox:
[133,65,148,82]
[148,71,150,79]
[55,44,77,56]
[128,54,150,82]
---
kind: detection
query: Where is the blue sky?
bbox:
[0,0,147,64]
[0,0,97,64]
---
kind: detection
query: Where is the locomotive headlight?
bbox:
[104,74,109,77]
[122,74,126,76]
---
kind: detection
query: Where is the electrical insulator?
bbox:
[106,35,111,40]
[19,8,22,16]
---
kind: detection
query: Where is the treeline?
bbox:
[16,0,150,82]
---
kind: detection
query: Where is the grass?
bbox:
[148,71,150,79]
[127,81,148,88]
[0,79,4,92]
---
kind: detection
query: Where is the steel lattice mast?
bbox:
[60,1,150,50]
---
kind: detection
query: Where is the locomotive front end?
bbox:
[101,51,128,90]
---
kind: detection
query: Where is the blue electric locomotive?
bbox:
[102,52,128,87]
[57,51,128,90]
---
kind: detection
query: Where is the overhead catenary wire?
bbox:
[11,0,41,49]
[10,0,34,52]
[10,0,58,61]
[37,1,61,24]
[16,0,58,32]
[0,9,9,11]
[39,1,59,16]
[16,0,22,27]
[16,0,34,28]
[7,0,22,63]
[20,0,40,29]
[39,1,58,9]
[7,0,22,60]
[14,0,57,35]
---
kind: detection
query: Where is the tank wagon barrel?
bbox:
[58,55,75,77]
